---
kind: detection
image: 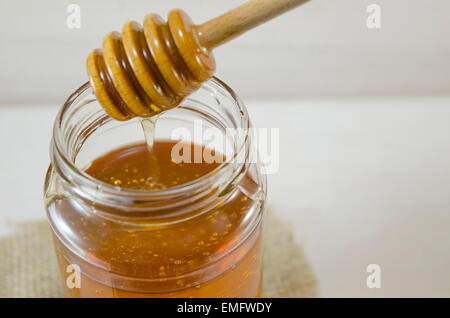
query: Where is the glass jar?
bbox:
[44,78,267,297]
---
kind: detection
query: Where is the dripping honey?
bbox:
[53,141,263,297]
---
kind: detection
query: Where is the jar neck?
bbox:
[50,78,252,222]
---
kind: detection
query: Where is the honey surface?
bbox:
[55,141,263,297]
[86,142,219,190]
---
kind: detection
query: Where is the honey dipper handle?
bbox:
[197,0,310,49]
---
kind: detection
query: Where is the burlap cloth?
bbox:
[0,209,318,297]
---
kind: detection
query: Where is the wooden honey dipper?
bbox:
[87,0,310,121]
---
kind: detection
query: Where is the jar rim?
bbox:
[51,77,252,209]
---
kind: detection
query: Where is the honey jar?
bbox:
[44,78,267,297]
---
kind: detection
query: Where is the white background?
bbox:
[0,0,450,103]
[0,0,450,297]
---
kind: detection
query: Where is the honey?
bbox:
[45,78,266,298]
[53,141,263,297]
[45,0,313,298]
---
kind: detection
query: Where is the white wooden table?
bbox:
[1,97,450,297]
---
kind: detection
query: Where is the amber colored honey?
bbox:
[54,141,263,297]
